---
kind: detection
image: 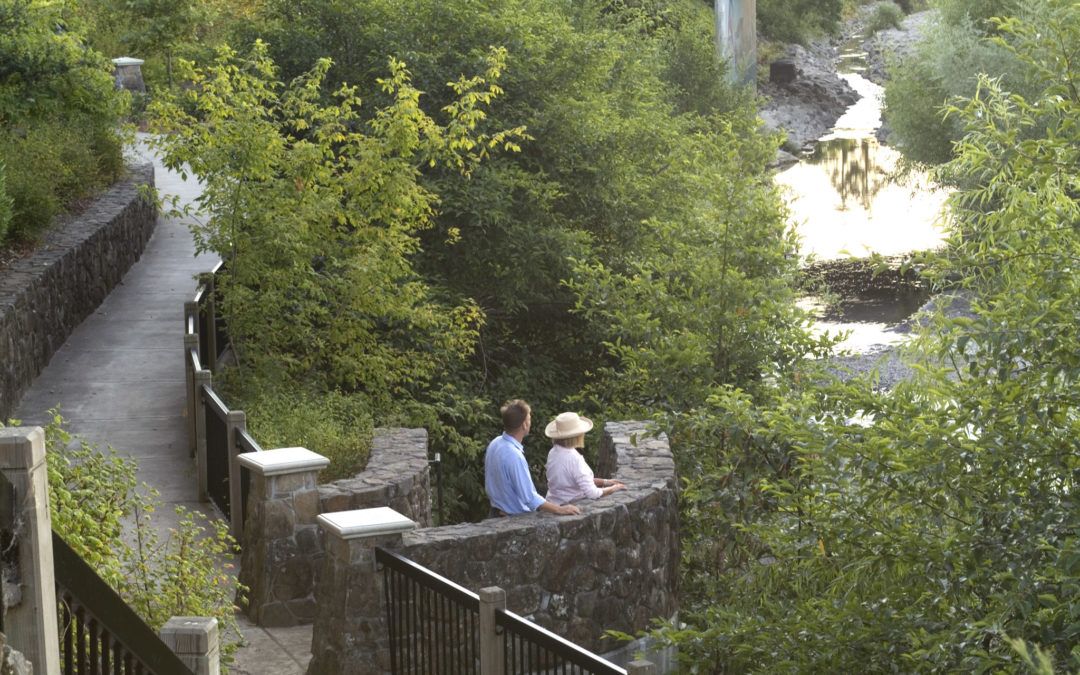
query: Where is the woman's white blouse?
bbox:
[545,444,603,505]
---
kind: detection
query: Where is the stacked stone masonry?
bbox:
[0,164,156,420]
[307,421,679,673]
[239,428,430,627]
[318,428,432,523]
[398,422,679,653]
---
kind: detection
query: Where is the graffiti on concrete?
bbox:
[716,0,757,83]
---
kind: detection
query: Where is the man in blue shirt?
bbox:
[485,399,581,517]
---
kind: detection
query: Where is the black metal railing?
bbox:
[236,428,262,533]
[203,385,231,520]
[377,547,481,674]
[497,609,625,675]
[376,547,626,675]
[53,532,193,675]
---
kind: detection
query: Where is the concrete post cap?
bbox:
[112,57,145,66]
[0,427,46,469]
[317,507,417,540]
[237,447,329,476]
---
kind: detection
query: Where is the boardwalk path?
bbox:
[14,141,312,674]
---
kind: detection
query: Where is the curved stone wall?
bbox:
[318,427,432,526]
[308,421,680,670]
[0,164,156,420]
[240,427,430,627]
[397,422,678,651]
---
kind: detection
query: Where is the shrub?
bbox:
[0,0,126,246]
[883,11,1035,167]
[758,0,843,43]
[867,1,904,32]
[219,373,375,481]
[4,412,245,668]
[936,0,1018,30]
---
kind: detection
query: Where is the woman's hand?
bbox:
[602,481,626,496]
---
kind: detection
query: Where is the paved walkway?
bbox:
[14,139,312,674]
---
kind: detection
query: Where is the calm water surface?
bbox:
[776,42,951,351]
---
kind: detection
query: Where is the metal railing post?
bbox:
[225,410,247,539]
[479,587,506,675]
[193,369,212,502]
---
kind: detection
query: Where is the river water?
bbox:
[775,42,950,352]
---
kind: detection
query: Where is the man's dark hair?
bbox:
[501,399,531,432]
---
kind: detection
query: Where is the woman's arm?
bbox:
[574,454,604,499]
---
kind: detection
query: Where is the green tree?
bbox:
[0,0,126,243]
[115,0,206,87]
[655,1,1080,670]
[150,42,521,409]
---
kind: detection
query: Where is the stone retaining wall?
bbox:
[318,428,432,523]
[308,422,680,672]
[398,422,678,651]
[239,427,430,627]
[0,164,156,420]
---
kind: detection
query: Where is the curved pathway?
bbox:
[13,139,311,674]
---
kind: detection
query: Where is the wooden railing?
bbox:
[53,532,193,675]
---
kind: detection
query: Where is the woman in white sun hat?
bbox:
[544,412,626,505]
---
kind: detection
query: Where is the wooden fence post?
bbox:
[0,427,60,675]
[478,587,507,675]
[183,332,199,459]
[161,617,219,675]
[225,410,247,539]
[193,369,212,502]
[204,275,218,372]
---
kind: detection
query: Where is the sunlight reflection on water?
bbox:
[777,66,951,351]
[777,76,949,261]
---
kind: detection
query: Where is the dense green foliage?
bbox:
[867,1,904,32]
[0,161,12,241]
[12,414,243,665]
[651,2,1080,670]
[758,0,843,44]
[220,373,375,481]
[149,0,807,520]
[0,0,127,245]
[882,0,1033,167]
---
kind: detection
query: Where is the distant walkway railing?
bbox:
[183,263,262,541]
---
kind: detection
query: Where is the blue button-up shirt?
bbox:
[485,432,545,514]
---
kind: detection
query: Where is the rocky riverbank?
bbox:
[759,7,935,154]
[759,41,858,153]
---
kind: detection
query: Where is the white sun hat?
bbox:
[544,412,594,440]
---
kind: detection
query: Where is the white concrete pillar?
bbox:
[0,426,60,675]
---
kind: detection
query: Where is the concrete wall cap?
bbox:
[317,507,416,540]
[237,447,329,476]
